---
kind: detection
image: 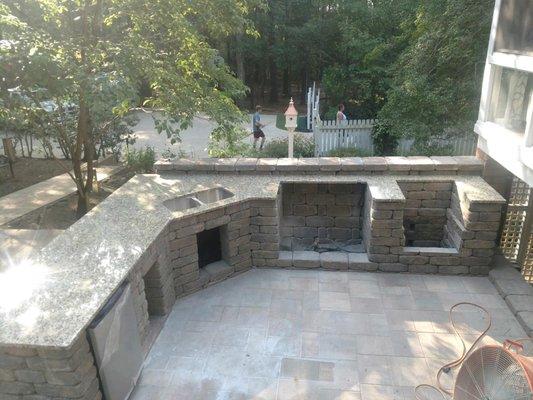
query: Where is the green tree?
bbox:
[374,0,494,154]
[227,0,339,107]
[0,0,249,215]
[322,0,418,119]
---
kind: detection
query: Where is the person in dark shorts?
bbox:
[252,105,266,150]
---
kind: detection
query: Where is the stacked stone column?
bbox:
[460,200,502,275]
[224,201,253,272]
[129,228,175,342]
[249,199,280,267]
[0,336,101,399]
[169,202,252,297]
[363,189,406,272]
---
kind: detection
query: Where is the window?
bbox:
[494,0,533,56]
[489,67,533,134]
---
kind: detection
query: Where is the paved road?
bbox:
[2,111,310,159]
[130,111,306,158]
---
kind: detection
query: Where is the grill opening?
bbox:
[197,227,222,268]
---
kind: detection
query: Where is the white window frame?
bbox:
[478,0,533,149]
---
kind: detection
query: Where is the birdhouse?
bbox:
[284,98,298,130]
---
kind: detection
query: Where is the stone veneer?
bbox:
[168,201,252,296]
[279,183,365,250]
[156,155,484,175]
[0,156,508,399]
[398,181,453,247]
[0,336,100,399]
[152,157,504,278]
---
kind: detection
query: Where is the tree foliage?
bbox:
[374,0,494,153]
[0,0,249,214]
[226,0,340,106]
[226,0,493,155]
[322,0,419,119]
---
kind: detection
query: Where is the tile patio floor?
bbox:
[130,268,528,400]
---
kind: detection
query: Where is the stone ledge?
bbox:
[490,275,533,297]
[489,262,533,338]
[506,295,533,314]
[320,252,348,270]
[155,156,484,175]
[204,260,234,284]
[516,312,533,337]
[276,251,375,271]
[402,246,459,256]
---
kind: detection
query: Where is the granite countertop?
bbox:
[0,172,504,349]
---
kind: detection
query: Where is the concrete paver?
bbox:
[132,268,527,400]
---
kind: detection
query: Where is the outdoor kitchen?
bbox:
[0,156,522,400]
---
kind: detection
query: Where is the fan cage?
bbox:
[454,345,533,400]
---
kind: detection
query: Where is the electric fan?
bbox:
[415,302,533,400]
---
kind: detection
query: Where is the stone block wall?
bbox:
[128,228,174,344]
[0,336,101,400]
[362,189,406,271]
[279,183,365,250]
[168,202,252,297]
[398,181,453,247]
[249,199,280,268]
[444,183,503,274]
[156,156,485,176]
[398,182,503,275]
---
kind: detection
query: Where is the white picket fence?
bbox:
[314,118,376,156]
[313,117,477,156]
[306,83,320,131]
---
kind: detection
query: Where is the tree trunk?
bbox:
[73,100,91,217]
[282,68,290,96]
[267,3,278,103]
[269,57,278,103]
[235,35,246,82]
[74,0,94,217]
[235,34,246,108]
[76,190,89,218]
[300,65,308,103]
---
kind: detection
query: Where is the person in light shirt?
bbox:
[336,103,347,124]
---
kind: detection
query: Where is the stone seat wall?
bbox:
[156,155,484,175]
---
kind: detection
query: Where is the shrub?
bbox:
[207,123,251,158]
[249,134,315,158]
[323,106,338,121]
[372,120,400,156]
[160,147,188,160]
[327,146,374,157]
[397,143,455,156]
[126,147,156,173]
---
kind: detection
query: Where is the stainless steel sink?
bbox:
[163,187,234,213]
[195,187,234,203]
[163,196,202,212]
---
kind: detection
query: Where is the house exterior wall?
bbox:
[475,0,533,187]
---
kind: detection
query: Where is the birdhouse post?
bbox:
[284,98,298,158]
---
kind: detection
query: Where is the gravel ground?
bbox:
[0,158,69,197]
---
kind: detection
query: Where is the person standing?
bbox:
[336,103,347,124]
[336,103,348,146]
[252,105,266,150]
